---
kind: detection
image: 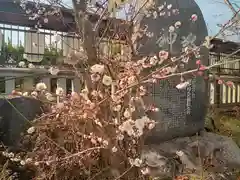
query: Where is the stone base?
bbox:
[142,132,240,179]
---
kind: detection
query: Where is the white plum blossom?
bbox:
[158,5,164,11]
[94,119,103,127]
[175,21,181,28]
[113,104,121,112]
[129,158,143,167]
[139,86,147,96]
[34,162,40,166]
[25,9,31,14]
[36,82,47,91]
[56,87,64,96]
[18,61,25,67]
[135,118,146,132]
[176,81,190,90]
[171,57,177,62]
[23,54,28,60]
[167,4,172,9]
[159,11,165,16]
[8,152,14,158]
[123,108,131,118]
[169,26,175,33]
[118,116,154,138]
[135,119,145,136]
[11,157,21,162]
[90,64,105,74]
[27,126,35,134]
[23,92,29,96]
[111,146,118,153]
[97,137,102,143]
[127,76,137,85]
[91,138,97,144]
[45,93,55,101]
[48,67,60,75]
[176,150,184,157]
[146,13,151,18]
[102,75,112,86]
[153,11,158,19]
[102,140,109,147]
[20,160,26,166]
[141,167,150,175]
[119,119,135,136]
[148,122,156,130]
[31,91,38,97]
[149,56,158,65]
[25,158,33,164]
[117,134,124,140]
[28,63,35,68]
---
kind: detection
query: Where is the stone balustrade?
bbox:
[0,68,81,95]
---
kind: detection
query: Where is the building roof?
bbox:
[210,38,240,55]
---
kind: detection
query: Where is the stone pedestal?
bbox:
[57,78,67,95]
[41,77,51,92]
[71,78,81,93]
[23,77,34,91]
[5,77,15,94]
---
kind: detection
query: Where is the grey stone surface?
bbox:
[135,0,208,57]
[0,97,42,146]
[134,0,209,143]
[142,132,240,179]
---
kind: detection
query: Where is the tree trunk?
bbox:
[72,0,98,65]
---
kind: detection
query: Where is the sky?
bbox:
[195,0,239,36]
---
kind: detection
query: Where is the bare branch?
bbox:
[224,0,239,14]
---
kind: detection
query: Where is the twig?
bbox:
[113,165,133,180]
[93,7,109,32]
[4,97,70,154]
[87,161,125,180]
[131,0,150,21]
[211,9,240,39]
[98,47,240,106]
[36,146,103,164]
[224,0,239,14]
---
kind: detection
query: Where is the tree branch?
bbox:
[72,0,98,65]
[224,0,238,14]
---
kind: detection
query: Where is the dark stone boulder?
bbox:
[134,0,209,143]
[0,97,42,146]
[142,132,240,179]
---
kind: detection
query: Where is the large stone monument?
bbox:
[133,0,209,143]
